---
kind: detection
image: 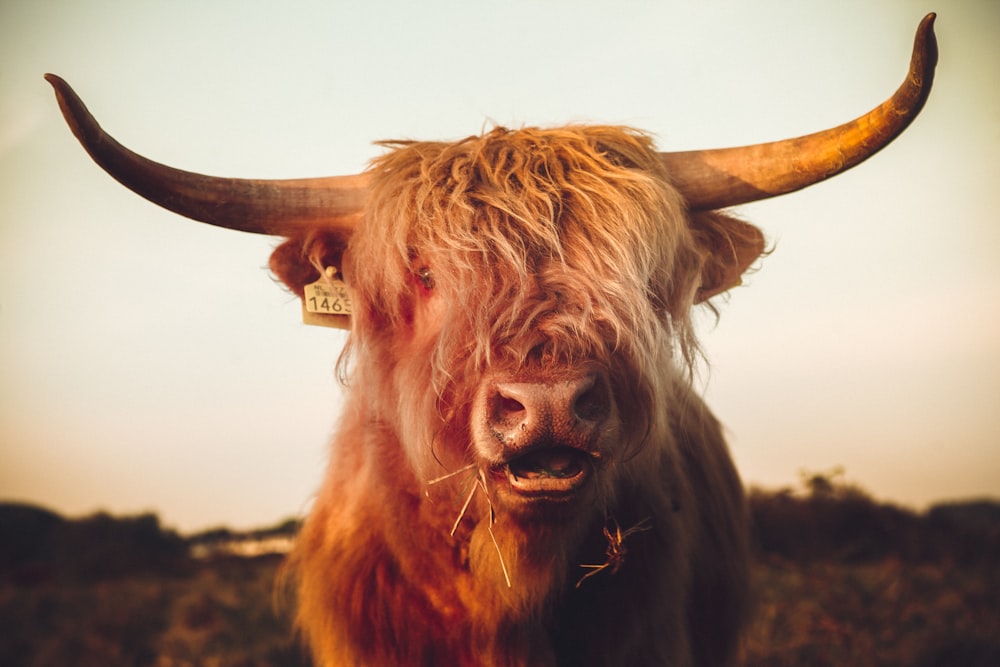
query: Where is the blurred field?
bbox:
[742,473,1000,666]
[2,474,998,666]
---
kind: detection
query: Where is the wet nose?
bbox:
[485,372,611,449]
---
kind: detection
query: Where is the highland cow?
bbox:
[47,14,936,667]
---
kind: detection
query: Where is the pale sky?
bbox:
[2,0,998,533]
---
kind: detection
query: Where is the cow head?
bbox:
[310,127,758,514]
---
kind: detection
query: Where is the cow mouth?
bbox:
[499,447,593,496]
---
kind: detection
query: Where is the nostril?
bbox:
[495,395,526,423]
[572,376,609,423]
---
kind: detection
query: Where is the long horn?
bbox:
[45,74,367,236]
[663,13,938,211]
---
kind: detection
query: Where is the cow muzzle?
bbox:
[472,370,615,501]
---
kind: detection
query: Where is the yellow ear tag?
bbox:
[302,266,352,330]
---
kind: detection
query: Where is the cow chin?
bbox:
[468,461,608,615]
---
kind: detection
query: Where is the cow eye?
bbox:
[417,267,435,290]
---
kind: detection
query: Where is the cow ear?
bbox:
[269,231,349,298]
[689,211,767,303]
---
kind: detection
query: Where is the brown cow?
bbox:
[47,15,936,667]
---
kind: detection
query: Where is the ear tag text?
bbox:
[302,266,352,330]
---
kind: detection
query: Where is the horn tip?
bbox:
[44,73,70,96]
[43,73,100,148]
[917,13,938,60]
[910,12,939,95]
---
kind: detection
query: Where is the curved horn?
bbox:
[662,13,938,211]
[45,74,367,236]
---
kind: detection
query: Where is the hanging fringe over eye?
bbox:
[576,517,652,588]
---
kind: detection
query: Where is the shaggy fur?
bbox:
[270,126,764,666]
